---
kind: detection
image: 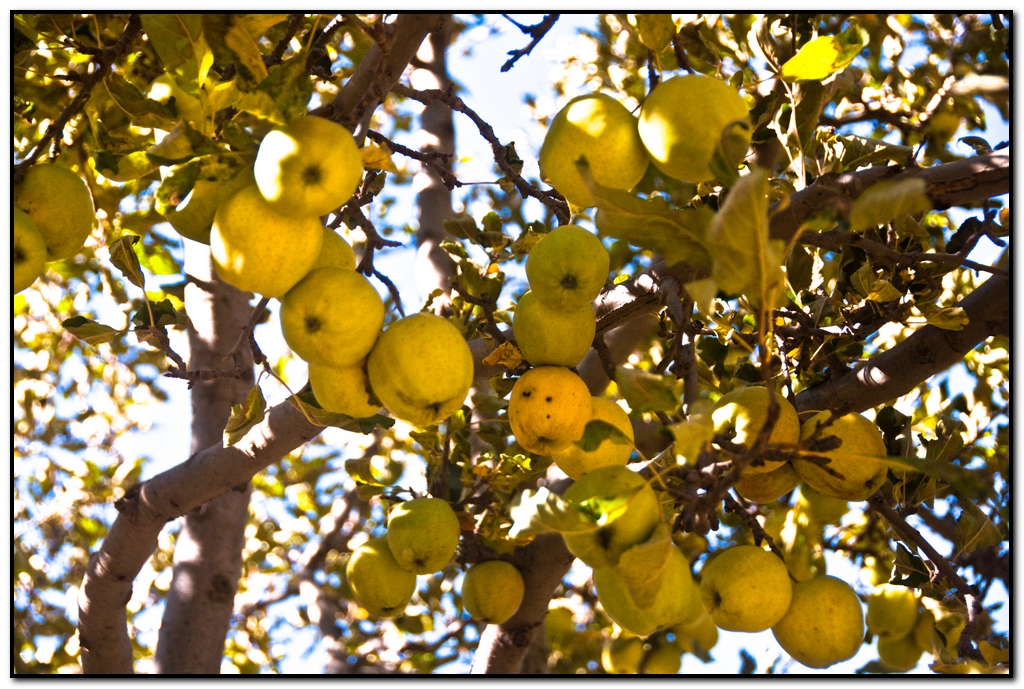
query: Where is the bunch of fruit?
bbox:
[14,163,97,293]
[539,74,752,208]
[344,497,525,624]
[867,584,936,672]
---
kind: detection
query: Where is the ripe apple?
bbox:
[386,498,462,575]
[797,484,849,525]
[210,184,323,298]
[643,641,682,674]
[308,360,380,418]
[552,397,634,480]
[508,366,592,455]
[461,560,525,625]
[712,386,801,474]
[14,209,48,293]
[280,267,384,367]
[254,115,363,218]
[699,545,793,632]
[524,225,609,310]
[538,92,650,208]
[545,606,576,650]
[912,609,935,654]
[512,290,595,368]
[638,74,751,184]
[15,163,95,261]
[794,411,889,501]
[367,312,475,427]
[771,575,865,669]
[878,633,924,672]
[866,584,919,639]
[345,536,417,618]
[674,611,719,657]
[733,462,800,503]
[601,636,645,674]
[561,466,662,568]
[313,227,357,270]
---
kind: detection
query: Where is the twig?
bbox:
[451,281,505,344]
[264,13,304,68]
[499,14,559,72]
[306,14,345,79]
[343,13,391,45]
[429,427,453,499]
[226,296,271,361]
[723,493,786,562]
[592,332,618,381]
[365,129,460,190]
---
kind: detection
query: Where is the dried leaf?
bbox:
[223,385,266,446]
[360,141,399,173]
[482,341,523,369]
[109,234,146,289]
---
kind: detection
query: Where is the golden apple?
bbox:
[601,636,645,674]
[345,536,417,618]
[699,545,793,632]
[312,227,357,270]
[308,361,381,418]
[461,560,525,625]
[512,290,595,368]
[643,641,682,674]
[771,575,865,669]
[878,633,924,672]
[794,411,889,501]
[733,462,800,503]
[15,163,95,261]
[713,386,801,474]
[386,498,462,575]
[508,366,592,455]
[524,225,609,310]
[14,209,48,293]
[866,584,919,640]
[674,611,719,658]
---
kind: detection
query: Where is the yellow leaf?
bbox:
[360,141,399,173]
[482,341,523,369]
[979,641,1009,666]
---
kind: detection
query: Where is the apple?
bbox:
[14,209,48,293]
[210,184,323,298]
[712,386,801,474]
[643,641,682,674]
[878,633,924,672]
[638,74,751,184]
[461,560,525,625]
[308,361,381,418]
[386,498,462,575]
[674,611,719,658]
[866,584,919,639]
[601,636,645,674]
[733,462,800,503]
[508,366,592,455]
[254,115,363,218]
[512,290,595,368]
[699,544,793,632]
[280,267,384,367]
[15,163,95,261]
[538,92,650,208]
[345,536,417,618]
[366,313,475,427]
[796,484,849,525]
[313,227,357,271]
[794,411,889,501]
[552,397,634,480]
[771,575,865,669]
[524,225,609,310]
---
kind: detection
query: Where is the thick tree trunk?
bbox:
[153,246,255,674]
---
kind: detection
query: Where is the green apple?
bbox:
[15,163,95,261]
[313,227,357,270]
[561,466,662,568]
[601,636,645,674]
[638,75,751,184]
[345,536,417,618]
[254,115,363,218]
[211,184,323,297]
[552,397,634,480]
[508,366,592,455]
[525,225,609,310]
[512,290,595,368]
[699,544,793,632]
[643,641,682,674]
[713,386,801,474]
[794,411,889,501]
[674,611,719,658]
[280,267,384,367]
[14,209,48,293]
[545,606,577,650]
[386,498,462,575]
[771,575,865,669]
[878,633,924,672]
[308,361,381,418]
[867,584,919,639]
[797,484,849,525]
[461,560,525,625]
[538,92,650,208]
[367,313,475,427]
[733,462,800,503]
[913,609,935,654]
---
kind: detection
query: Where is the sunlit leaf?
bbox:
[849,178,932,233]
[482,341,523,369]
[62,316,123,346]
[101,73,179,130]
[140,14,214,95]
[575,419,633,453]
[616,366,679,414]
[224,385,267,446]
[779,26,868,82]
[109,234,146,289]
[361,141,399,173]
[635,14,677,52]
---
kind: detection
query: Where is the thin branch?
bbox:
[366,128,460,190]
[306,14,345,80]
[265,13,304,68]
[500,14,559,72]
[723,493,786,562]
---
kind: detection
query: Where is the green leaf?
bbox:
[140,14,214,95]
[580,161,713,269]
[223,18,270,85]
[575,419,633,453]
[957,136,992,155]
[92,150,160,182]
[923,306,970,331]
[109,234,146,289]
[255,57,313,124]
[849,261,876,298]
[866,279,903,303]
[101,73,180,130]
[287,388,396,433]
[344,456,402,487]
[849,178,933,233]
[616,366,679,414]
[635,14,677,52]
[818,131,915,172]
[223,385,267,446]
[954,501,1003,555]
[131,299,183,331]
[508,487,595,538]
[779,26,868,82]
[62,316,122,346]
[684,277,719,317]
[669,417,714,465]
[890,543,930,588]
[156,153,255,244]
[444,216,480,242]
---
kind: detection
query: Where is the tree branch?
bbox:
[500,14,559,72]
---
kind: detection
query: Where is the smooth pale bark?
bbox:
[153,248,255,674]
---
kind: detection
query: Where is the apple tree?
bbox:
[12,13,1009,674]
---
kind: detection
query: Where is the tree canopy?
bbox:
[12,13,1010,675]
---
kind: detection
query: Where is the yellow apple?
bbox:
[552,397,634,480]
[913,609,935,654]
[794,411,889,501]
[538,92,650,208]
[643,641,682,674]
[713,386,801,474]
[254,115,363,218]
[699,545,793,632]
[771,575,865,669]
[386,498,462,575]
[512,290,595,368]
[367,313,475,427]
[461,560,525,625]
[345,536,417,618]
[313,227,357,270]
[601,636,645,674]
[797,484,849,525]
[733,462,800,503]
[14,209,48,293]
[210,184,323,298]
[15,163,95,261]
[674,611,719,658]
[280,267,384,367]
[878,633,924,672]
[866,584,919,640]
[524,225,609,310]
[508,366,592,455]
[308,361,381,418]
[638,74,751,184]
